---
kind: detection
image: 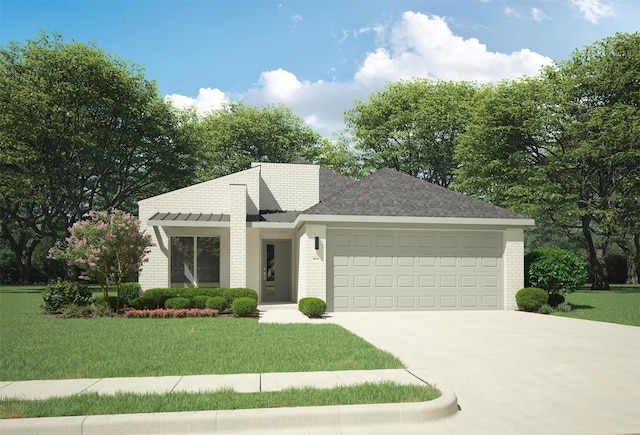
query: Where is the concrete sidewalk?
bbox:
[0,369,435,400]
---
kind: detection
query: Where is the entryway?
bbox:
[261,240,292,302]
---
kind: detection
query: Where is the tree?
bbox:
[297,137,364,179]
[344,79,479,187]
[0,32,193,283]
[183,102,324,181]
[49,209,153,310]
[456,33,640,289]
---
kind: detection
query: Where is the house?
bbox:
[138,161,534,311]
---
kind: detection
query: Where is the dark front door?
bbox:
[262,240,292,302]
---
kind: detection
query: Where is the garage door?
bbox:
[328,230,503,311]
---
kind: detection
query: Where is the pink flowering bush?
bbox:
[125,308,218,318]
[49,209,154,311]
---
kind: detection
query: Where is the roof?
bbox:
[319,167,358,201]
[304,168,529,220]
[148,210,300,226]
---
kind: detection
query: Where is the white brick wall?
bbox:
[229,184,247,288]
[252,162,319,211]
[297,224,327,302]
[503,228,525,310]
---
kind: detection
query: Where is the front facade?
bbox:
[138,161,534,311]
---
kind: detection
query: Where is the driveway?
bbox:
[328,311,640,434]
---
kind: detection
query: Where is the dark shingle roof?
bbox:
[304,168,529,219]
[319,167,358,201]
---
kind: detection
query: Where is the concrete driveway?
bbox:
[328,311,640,434]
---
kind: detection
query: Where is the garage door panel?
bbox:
[328,230,503,311]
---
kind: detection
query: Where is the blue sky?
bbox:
[2,0,638,136]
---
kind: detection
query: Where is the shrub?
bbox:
[556,302,572,312]
[62,303,93,318]
[526,248,587,296]
[41,279,93,312]
[223,288,258,305]
[94,294,119,311]
[548,293,565,307]
[144,288,176,308]
[92,302,114,317]
[298,297,326,318]
[192,295,209,309]
[538,304,553,314]
[205,296,228,311]
[232,297,257,317]
[165,297,192,310]
[119,282,141,306]
[131,296,159,310]
[516,287,548,312]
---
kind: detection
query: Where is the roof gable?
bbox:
[304,168,528,220]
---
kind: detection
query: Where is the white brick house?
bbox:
[138,161,534,311]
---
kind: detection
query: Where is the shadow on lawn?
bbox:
[570,304,595,310]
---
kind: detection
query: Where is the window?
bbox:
[171,236,220,287]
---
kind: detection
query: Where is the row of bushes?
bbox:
[125,308,219,318]
[161,295,257,317]
[131,287,257,310]
[298,297,327,318]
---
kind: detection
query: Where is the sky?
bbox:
[1,0,638,137]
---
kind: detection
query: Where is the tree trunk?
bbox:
[1,223,42,285]
[615,236,640,285]
[581,216,610,290]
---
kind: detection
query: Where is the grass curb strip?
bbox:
[0,386,458,434]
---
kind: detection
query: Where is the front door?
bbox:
[262,240,292,302]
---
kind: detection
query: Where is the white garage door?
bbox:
[328,230,503,311]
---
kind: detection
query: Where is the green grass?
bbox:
[0,286,403,381]
[552,285,640,327]
[0,382,441,419]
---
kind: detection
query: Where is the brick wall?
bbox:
[503,228,525,310]
[229,184,247,288]
[252,162,319,211]
[297,224,327,302]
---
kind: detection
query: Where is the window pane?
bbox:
[197,237,220,287]
[171,237,194,286]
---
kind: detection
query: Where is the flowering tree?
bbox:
[49,209,154,310]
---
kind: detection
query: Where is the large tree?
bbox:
[0,32,193,283]
[456,33,640,288]
[184,102,324,181]
[344,79,479,187]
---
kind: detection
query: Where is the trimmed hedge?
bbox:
[223,288,258,305]
[165,297,192,310]
[205,296,228,311]
[192,295,209,309]
[94,294,118,311]
[131,296,159,310]
[232,297,257,317]
[516,287,548,312]
[298,297,326,318]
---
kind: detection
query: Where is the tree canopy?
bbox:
[456,32,640,287]
[182,102,324,181]
[0,32,192,283]
[344,79,479,187]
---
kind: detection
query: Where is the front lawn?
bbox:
[0,286,403,381]
[553,285,640,327]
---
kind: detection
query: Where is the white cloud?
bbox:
[165,11,551,137]
[531,8,547,21]
[353,12,552,86]
[570,0,615,23]
[291,14,302,24]
[166,87,228,113]
[504,6,522,18]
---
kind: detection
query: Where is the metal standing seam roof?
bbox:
[149,212,230,222]
[149,211,301,224]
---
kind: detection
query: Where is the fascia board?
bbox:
[295,214,535,228]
